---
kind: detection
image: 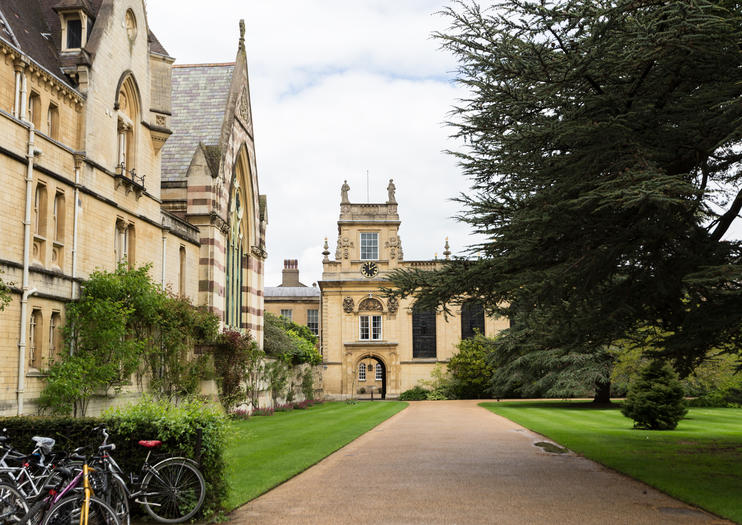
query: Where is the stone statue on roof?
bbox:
[341,180,350,204]
[387,179,397,204]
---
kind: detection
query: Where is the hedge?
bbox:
[0,397,227,518]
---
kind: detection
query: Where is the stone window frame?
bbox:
[307,309,319,335]
[48,311,62,363]
[28,91,41,128]
[412,305,437,359]
[47,102,60,140]
[359,232,379,260]
[359,315,382,341]
[358,363,366,382]
[29,308,43,370]
[114,218,135,266]
[178,245,186,296]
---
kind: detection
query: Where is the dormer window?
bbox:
[66,17,82,48]
[56,5,90,52]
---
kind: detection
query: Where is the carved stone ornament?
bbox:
[343,297,355,313]
[340,236,353,259]
[387,296,399,314]
[238,87,251,127]
[358,298,383,312]
[385,235,402,260]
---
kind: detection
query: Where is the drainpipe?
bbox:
[19,69,27,121]
[13,67,21,118]
[17,124,40,416]
[161,231,167,287]
[71,156,83,300]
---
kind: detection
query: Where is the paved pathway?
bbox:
[232,400,730,525]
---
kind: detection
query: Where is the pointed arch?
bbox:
[225,143,256,329]
[114,72,141,174]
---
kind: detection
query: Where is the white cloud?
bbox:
[145,1,481,288]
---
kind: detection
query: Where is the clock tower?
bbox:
[318,179,508,399]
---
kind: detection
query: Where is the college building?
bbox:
[264,259,320,335]
[0,0,265,415]
[319,180,508,399]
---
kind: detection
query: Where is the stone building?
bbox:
[319,180,508,399]
[160,37,267,338]
[0,0,264,415]
[264,260,320,335]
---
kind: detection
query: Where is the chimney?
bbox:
[281,259,304,287]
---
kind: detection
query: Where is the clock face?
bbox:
[360,261,379,278]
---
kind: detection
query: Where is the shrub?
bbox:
[263,313,321,365]
[39,265,218,416]
[213,329,263,410]
[621,360,688,430]
[418,364,453,400]
[252,407,275,416]
[301,367,315,401]
[0,396,227,517]
[230,408,250,420]
[448,334,496,399]
[399,386,430,401]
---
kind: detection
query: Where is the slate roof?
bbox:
[0,0,168,89]
[161,63,235,182]
[264,287,321,299]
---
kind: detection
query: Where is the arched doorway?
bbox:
[356,354,387,400]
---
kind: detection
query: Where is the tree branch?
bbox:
[710,186,742,242]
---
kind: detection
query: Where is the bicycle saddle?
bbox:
[31,436,55,454]
[138,440,162,448]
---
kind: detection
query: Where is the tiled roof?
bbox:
[0,0,67,83]
[0,0,168,89]
[264,287,321,298]
[161,63,235,182]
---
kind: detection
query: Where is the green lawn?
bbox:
[482,401,742,523]
[224,401,407,510]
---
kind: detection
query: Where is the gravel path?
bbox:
[231,400,730,525]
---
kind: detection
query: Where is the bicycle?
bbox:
[0,482,29,523]
[18,451,120,525]
[0,433,60,500]
[91,428,205,524]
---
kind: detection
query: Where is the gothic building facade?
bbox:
[0,0,265,415]
[319,181,507,399]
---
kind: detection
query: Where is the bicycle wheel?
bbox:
[0,482,28,523]
[40,496,119,525]
[104,476,129,525]
[140,458,205,523]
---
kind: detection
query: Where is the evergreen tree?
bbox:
[621,360,687,430]
[389,0,742,399]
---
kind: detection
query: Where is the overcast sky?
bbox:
[145,1,477,287]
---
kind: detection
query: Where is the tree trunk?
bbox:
[593,379,611,404]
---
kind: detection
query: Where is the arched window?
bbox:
[116,76,139,175]
[49,312,61,364]
[179,246,186,296]
[34,183,47,236]
[53,192,65,242]
[47,103,59,140]
[358,363,366,381]
[461,301,485,340]
[412,305,436,358]
[226,186,244,328]
[28,92,41,128]
[29,309,43,369]
[375,363,383,381]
